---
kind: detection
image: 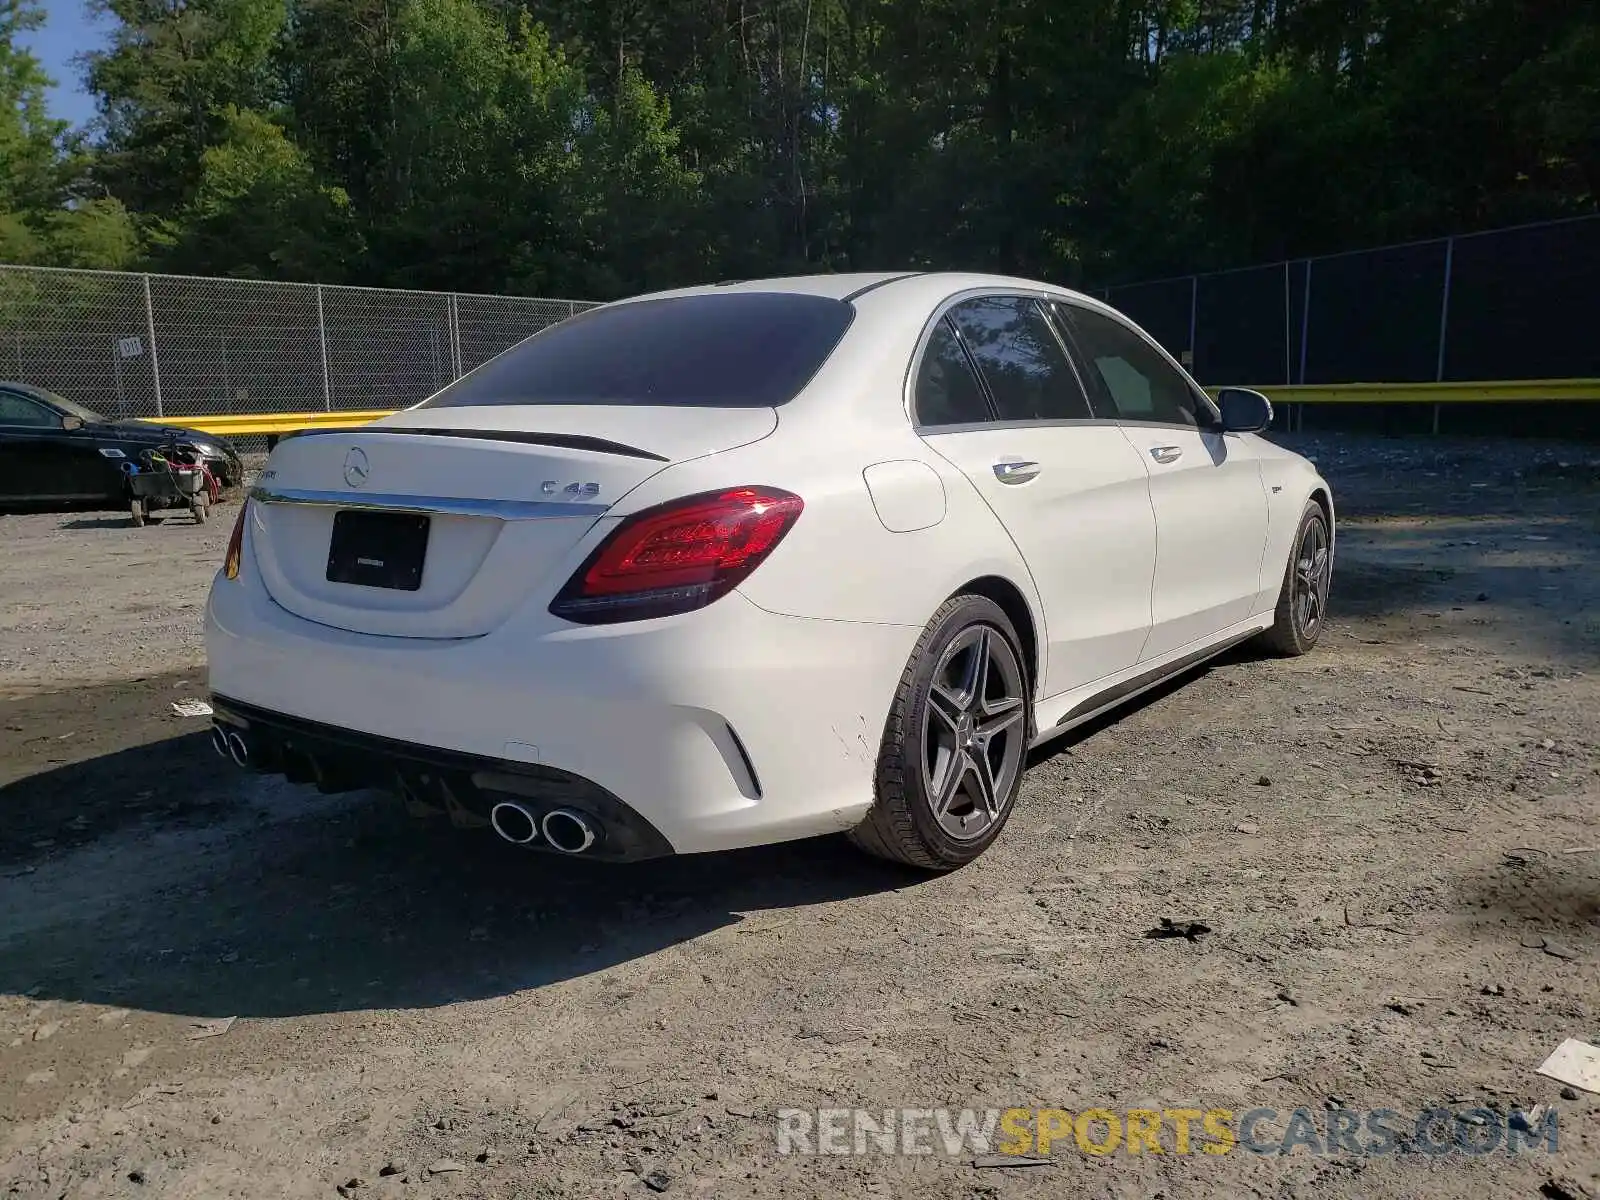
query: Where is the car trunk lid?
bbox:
[247,405,777,639]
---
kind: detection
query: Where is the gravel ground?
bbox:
[1,433,1597,1200]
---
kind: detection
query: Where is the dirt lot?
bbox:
[1,434,1598,1200]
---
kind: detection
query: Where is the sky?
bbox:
[17,1,111,131]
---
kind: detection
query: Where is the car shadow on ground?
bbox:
[0,498,122,517]
[0,683,922,1020]
[1313,486,1600,663]
[59,515,135,530]
[1023,646,1253,771]
[0,669,221,863]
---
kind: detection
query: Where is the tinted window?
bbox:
[1060,304,1212,428]
[946,297,1094,422]
[0,392,56,427]
[914,319,992,425]
[420,293,854,409]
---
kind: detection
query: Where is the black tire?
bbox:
[1256,500,1332,656]
[849,594,1032,871]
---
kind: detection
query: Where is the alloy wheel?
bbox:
[920,625,1027,841]
[1294,518,1330,637]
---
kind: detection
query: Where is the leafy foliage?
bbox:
[0,0,1595,292]
[1,0,138,267]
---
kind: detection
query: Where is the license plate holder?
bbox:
[326,509,430,591]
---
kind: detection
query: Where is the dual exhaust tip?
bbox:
[489,801,598,855]
[210,722,249,769]
[212,721,598,856]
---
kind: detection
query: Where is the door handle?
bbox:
[993,460,1040,484]
[1149,445,1183,465]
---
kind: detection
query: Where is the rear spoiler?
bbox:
[276,426,668,462]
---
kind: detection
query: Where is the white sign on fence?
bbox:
[117,336,144,359]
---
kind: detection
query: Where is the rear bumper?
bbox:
[206,571,920,856]
[209,695,674,861]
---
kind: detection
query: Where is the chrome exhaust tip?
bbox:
[540,808,597,855]
[489,800,540,846]
[225,730,249,769]
[210,724,230,759]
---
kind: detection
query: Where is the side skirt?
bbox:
[1029,617,1271,750]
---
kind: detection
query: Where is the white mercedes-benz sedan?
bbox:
[206,272,1333,870]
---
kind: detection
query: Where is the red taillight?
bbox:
[549,486,803,624]
[223,500,248,580]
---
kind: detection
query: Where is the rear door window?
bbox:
[419,293,855,409]
[945,297,1095,422]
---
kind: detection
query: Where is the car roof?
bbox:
[611,273,916,303]
[614,271,1108,308]
[590,272,1142,431]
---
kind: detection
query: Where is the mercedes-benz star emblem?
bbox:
[343,446,370,489]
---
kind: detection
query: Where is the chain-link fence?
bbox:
[0,265,597,421]
[5,214,1594,427]
[1100,213,1600,387]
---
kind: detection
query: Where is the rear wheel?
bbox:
[1257,501,1331,656]
[850,594,1031,870]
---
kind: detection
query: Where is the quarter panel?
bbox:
[612,426,1046,635]
[743,459,1043,630]
[862,459,946,532]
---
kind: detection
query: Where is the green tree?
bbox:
[0,0,60,261]
[151,106,357,279]
[284,0,701,295]
[47,0,1600,292]
[555,64,704,295]
[1,0,139,267]
[87,0,288,215]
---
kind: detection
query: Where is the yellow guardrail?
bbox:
[134,409,396,436]
[1205,379,1600,404]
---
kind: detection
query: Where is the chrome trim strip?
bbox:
[1114,418,1220,432]
[249,486,603,520]
[914,417,1125,434]
[1044,627,1261,737]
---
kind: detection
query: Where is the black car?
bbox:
[0,381,244,507]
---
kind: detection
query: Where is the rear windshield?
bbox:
[419,292,855,409]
